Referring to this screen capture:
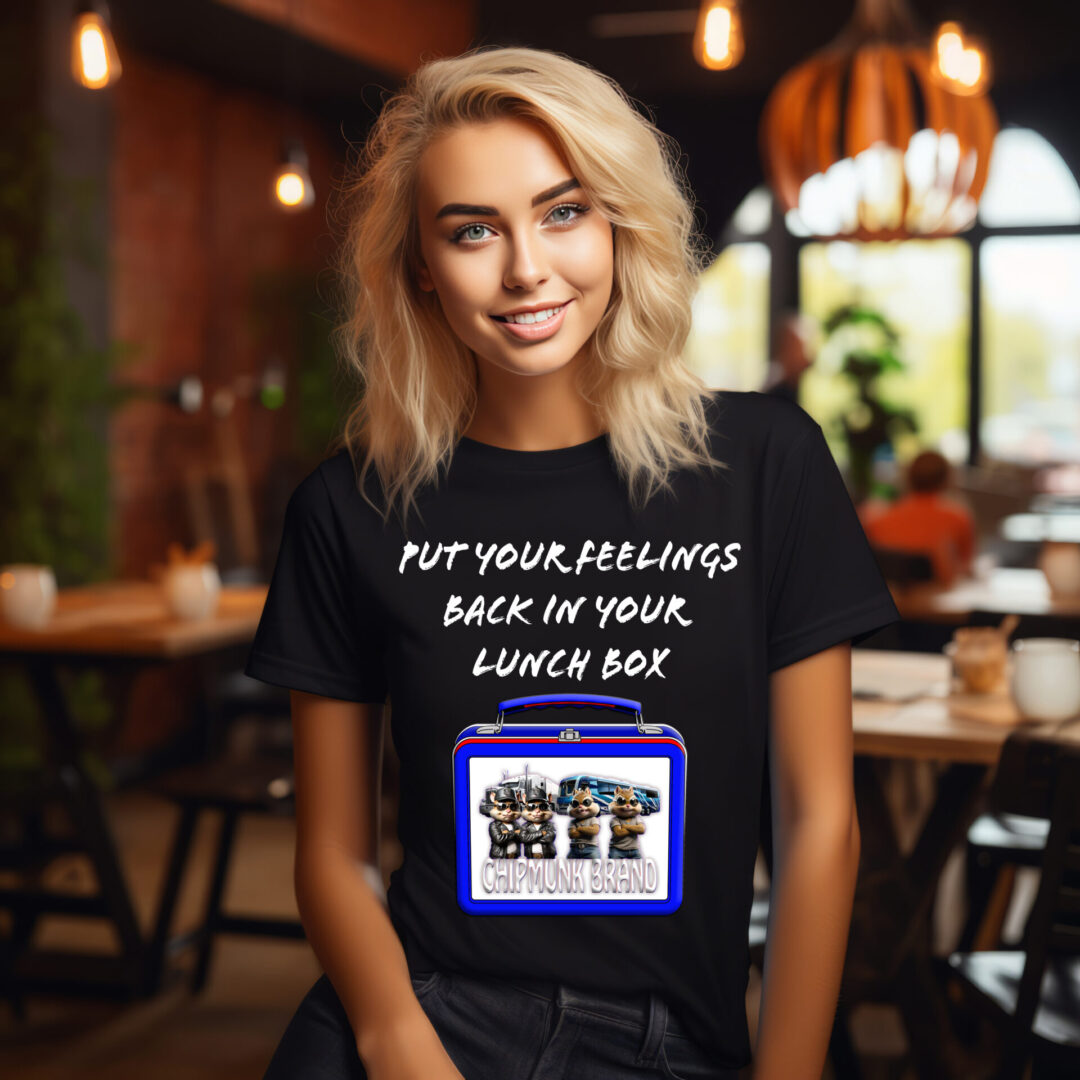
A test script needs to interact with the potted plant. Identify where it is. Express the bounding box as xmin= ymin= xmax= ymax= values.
xmin=820 ymin=303 xmax=919 ymax=502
